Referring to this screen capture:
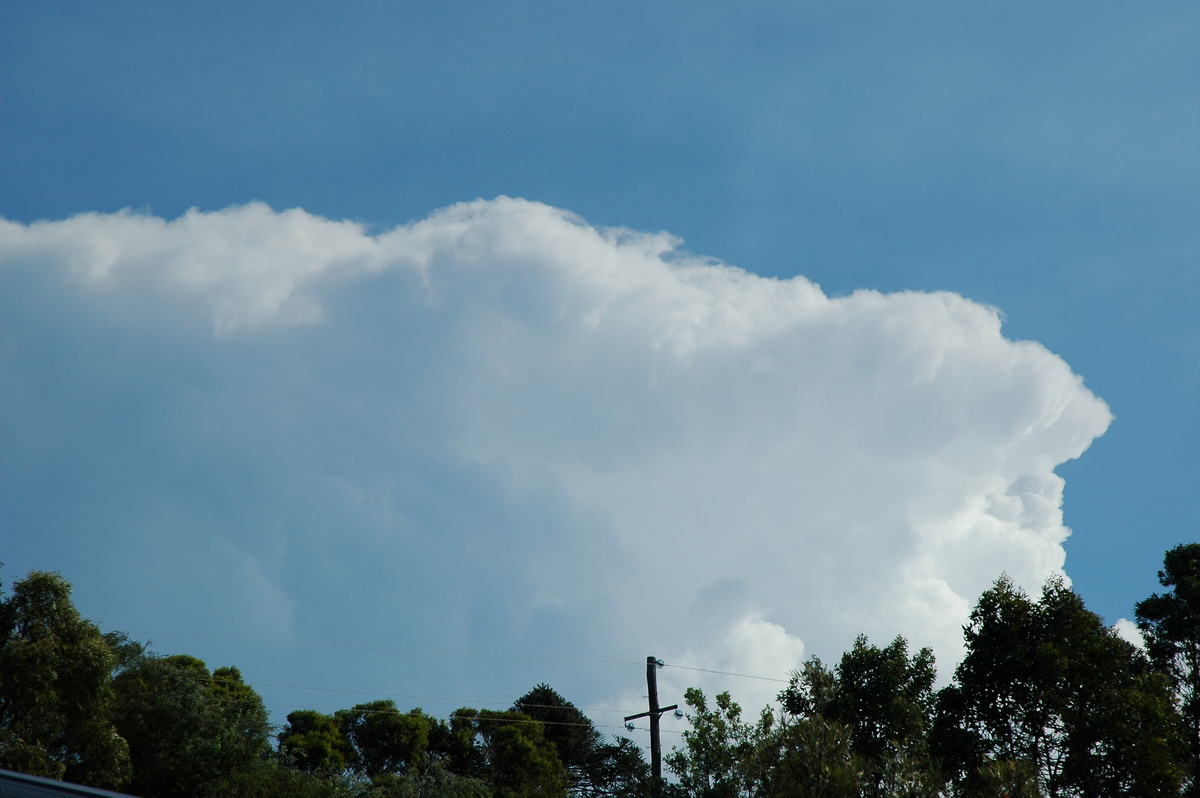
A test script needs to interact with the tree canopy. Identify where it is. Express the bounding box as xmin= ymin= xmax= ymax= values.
xmin=0 ymin=571 xmax=130 ymax=788
xmin=934 ymin=576 xmax=1184 ymax=797
xmin=5 ymin=546 xmax=1200 ymax=797
xmin=1138 ymin=542 xmax=1200 ymax=795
